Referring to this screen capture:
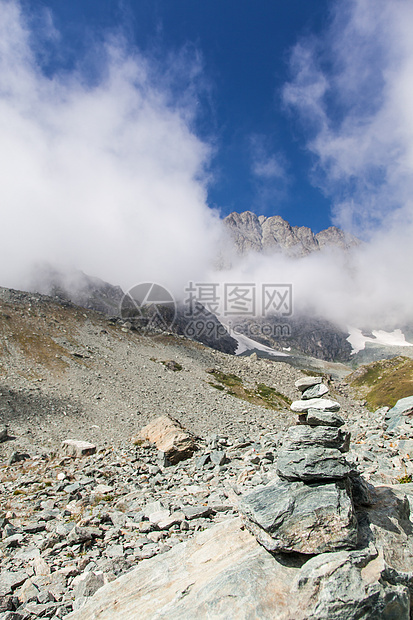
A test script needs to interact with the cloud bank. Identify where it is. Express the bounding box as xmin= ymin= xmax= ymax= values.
xmin=277 ymin=0 xmax=413 ymax=328
xmin=1 ymin=0 xmax=413 ymax=333
xmin=0 ymin=0 xmax=222 ymax=297
xmin=213 ymin=0 xmax=413 ymax=330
